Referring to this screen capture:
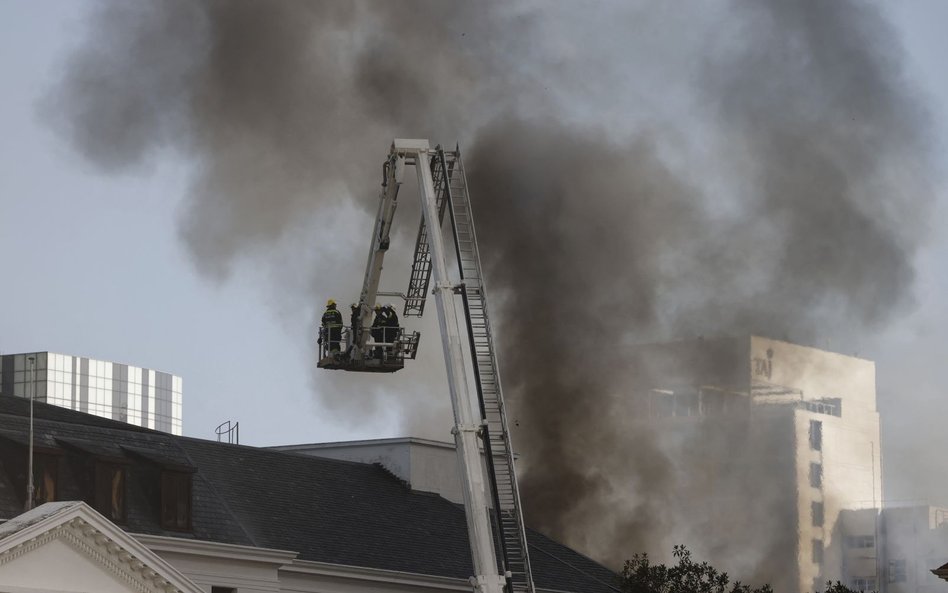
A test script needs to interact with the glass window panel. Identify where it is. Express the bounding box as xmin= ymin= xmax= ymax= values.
xmin=809 ymin=463 xmax=823 ymax=488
